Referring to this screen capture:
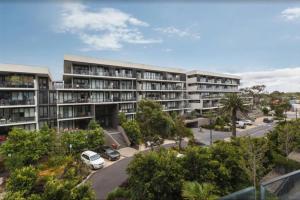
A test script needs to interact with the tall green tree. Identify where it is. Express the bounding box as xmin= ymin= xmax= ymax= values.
xmin=127 ymin=149 xmax=183 ymax=200
xmin=136 ymin=100 xmax=174 ymax=143
xmin=182 ymin=181 xmax=218 ymax=200
xmin=221 ymin=93 xmax=249 ymax=137
xmin=0 ymin=128 xmax=55 ymax=170
xmin=172 ymin=115 xmax=193 ymax=150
